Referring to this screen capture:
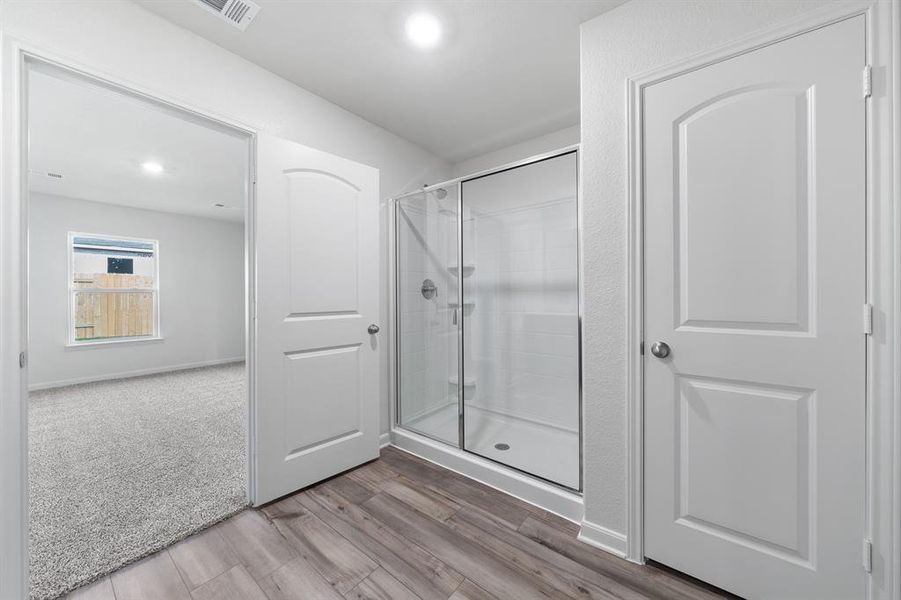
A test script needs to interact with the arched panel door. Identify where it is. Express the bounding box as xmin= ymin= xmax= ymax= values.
xmin=643 ymin=16 xmax=866 ymax=599
xmin=254 ymin=134 xmax=379 ymax=505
